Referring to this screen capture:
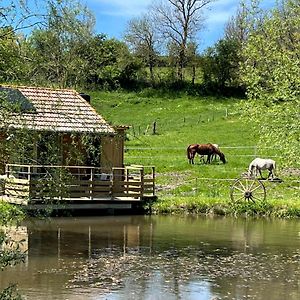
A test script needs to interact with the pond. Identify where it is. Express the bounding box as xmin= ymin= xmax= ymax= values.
xmin=1 ymin=215 xmax=300 ymax=299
